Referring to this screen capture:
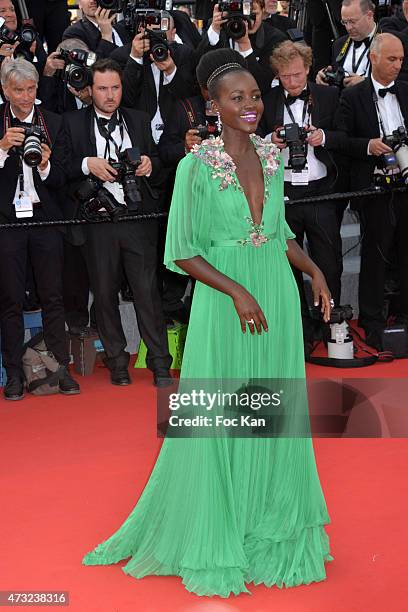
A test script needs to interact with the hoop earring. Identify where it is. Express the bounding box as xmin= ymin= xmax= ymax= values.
xmin=216 ymin=111 xmax=222 ymax=132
